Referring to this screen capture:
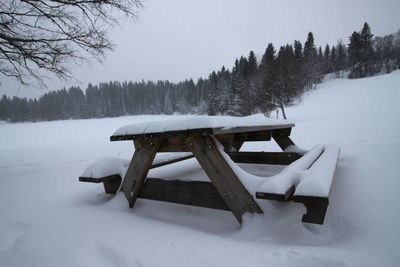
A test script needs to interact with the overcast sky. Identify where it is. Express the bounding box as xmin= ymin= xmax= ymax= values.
xmin=1 ymin=0 xmax=400 ymax=99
